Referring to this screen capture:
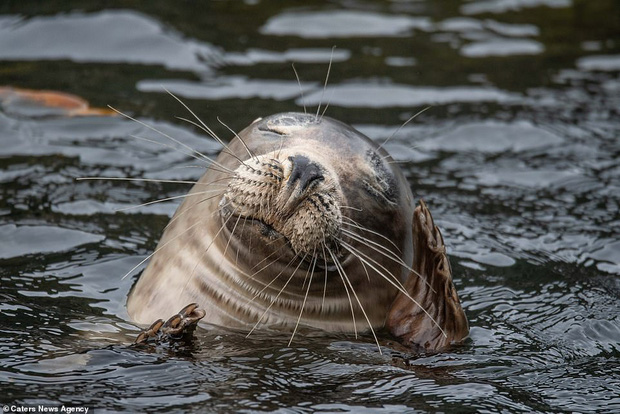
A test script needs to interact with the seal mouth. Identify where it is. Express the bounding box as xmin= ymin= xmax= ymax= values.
xmin=221 ymin=195 xmax=345 ymax=268
xmin=226 ymin=210 xmax=344 ymax=269
xmin=220 ymin=202 xmax=282 ymax=241
xmin=252 ymin=216 xmax=284 ymax=240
